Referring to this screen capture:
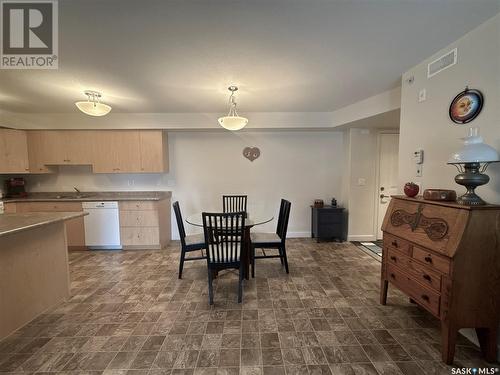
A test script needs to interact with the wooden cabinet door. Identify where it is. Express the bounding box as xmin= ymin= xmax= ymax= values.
xmin=27 ymin=131 xmax=57 ymax=172
xmin=62 ymin=131 xmax=94 ymax=165
xmin=0 ymin=129 xmax=30 ymax=173
xmin=93 ymin=130 xmax=141 ymax=173
xmin=139 ymin=131 xmax=168 ymax=172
